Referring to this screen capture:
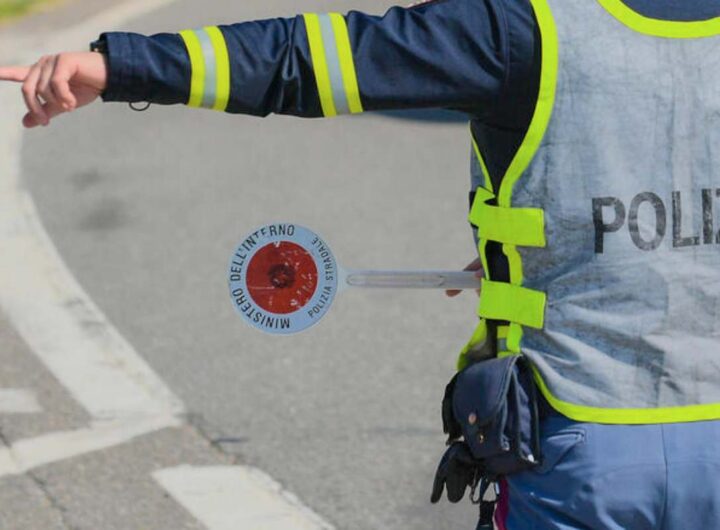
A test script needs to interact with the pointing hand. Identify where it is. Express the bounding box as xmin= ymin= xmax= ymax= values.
xmin=0 ymin=52 xmax=108 ymax=128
